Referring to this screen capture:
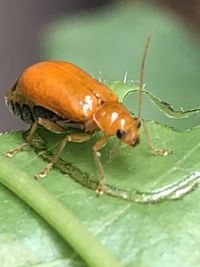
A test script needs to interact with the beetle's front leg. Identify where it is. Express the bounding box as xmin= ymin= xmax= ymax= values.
xmin=93 ymin=135 xmax=109 ymax=196
xmin=142 ymin=119 xmax=172 ymax=156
